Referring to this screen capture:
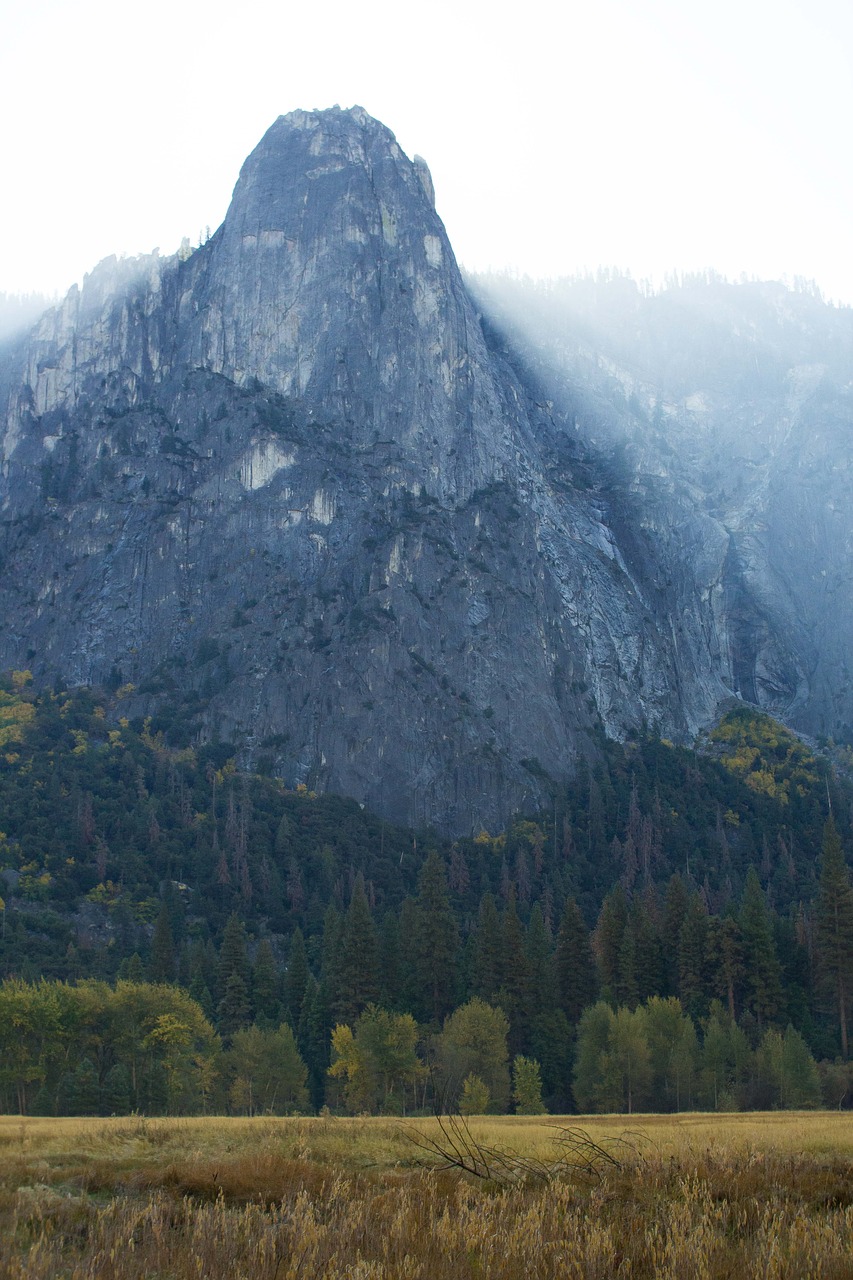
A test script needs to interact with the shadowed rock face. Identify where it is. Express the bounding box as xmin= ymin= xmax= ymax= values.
xmin=471 ymin=272 xmax=853 ymax=749
xmin=0 ymin=107 xmax=849 ymax=831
